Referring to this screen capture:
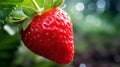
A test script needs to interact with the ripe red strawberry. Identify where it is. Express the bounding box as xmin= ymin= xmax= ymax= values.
xmin=21 ymin=8 xmax=74 ymax=64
